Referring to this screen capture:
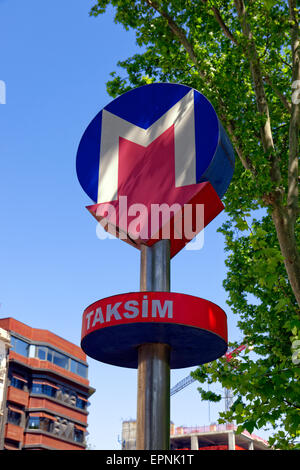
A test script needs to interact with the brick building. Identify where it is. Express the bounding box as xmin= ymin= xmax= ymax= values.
xmin=0 ymin=318 xmax=95 ymax=450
